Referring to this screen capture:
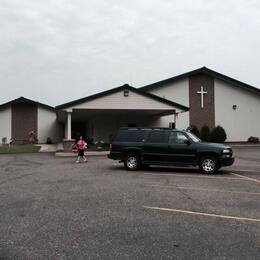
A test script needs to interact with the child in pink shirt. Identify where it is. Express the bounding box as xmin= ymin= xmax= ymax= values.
xmin=76 ymin=136 xmax=87 ymax=163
